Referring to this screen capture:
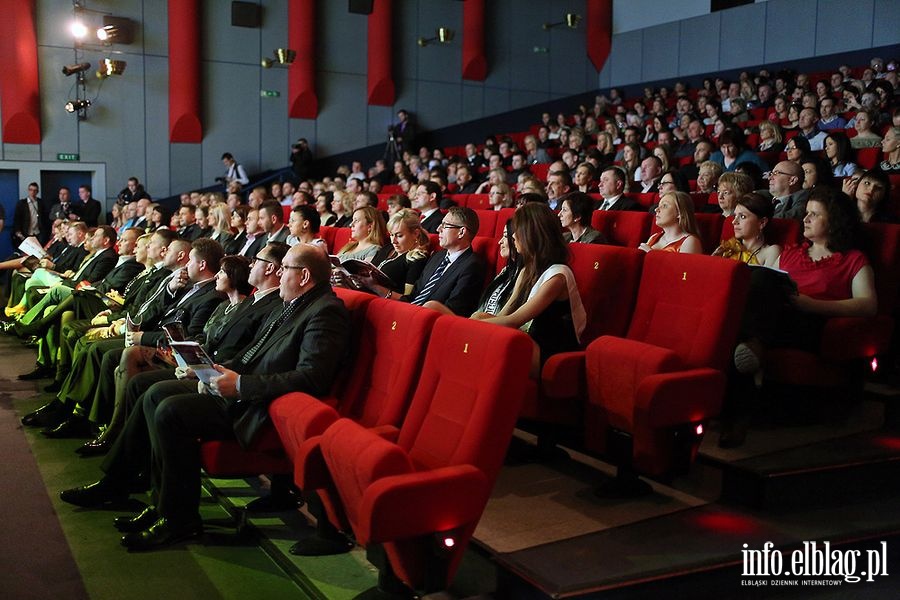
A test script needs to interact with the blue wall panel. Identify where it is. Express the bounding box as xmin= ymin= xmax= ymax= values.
xmin=678 ymin=13 xmax=721 ymax=76
xmin=719 ymin=3 xmax=765 ymax=70
xmin=314 ymin=73 xmax=368 ymax=157
xmin=483 ymin=87 xmax=510 ymax=115
xmin=202 ymin=62 xmax=261 ymax=182
xmin=144 ymin=56 xmax=170 ymax=197
xmin=169 ymin=144 xmax=203 ymax=195
xmin=641 ymin=22 xmax=680 ymax=83
xmin=418 ymin=81 xmax=462 ymax=131
xmin=763 ymin=0 xmax=817 ymax=64
xmin=816 ymin=0 xmax=875 ymax=55
xmin=461 ymin=85 xmax=485 ymax=123
xmin=608 ymin=30 xmax=644 ymax=86
xmin=873 ymin=0 xmax=900 ymax=48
